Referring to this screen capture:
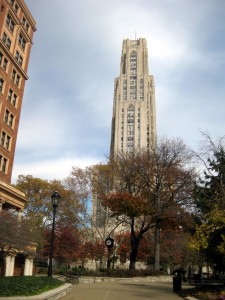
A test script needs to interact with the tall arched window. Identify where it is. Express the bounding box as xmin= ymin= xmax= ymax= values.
xmin=123 ymin=79 xmax=127 ymax=100
xmin=130 ymin=51 xmax=137 ymax=100
xmin=140 ymin=78 xmax=144 ymax=100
